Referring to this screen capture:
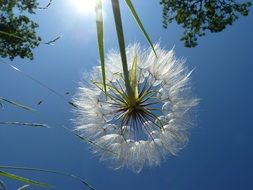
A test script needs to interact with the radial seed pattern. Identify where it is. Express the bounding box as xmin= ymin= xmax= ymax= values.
xmin=73 ymin=44 xmax=198 ymax=173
